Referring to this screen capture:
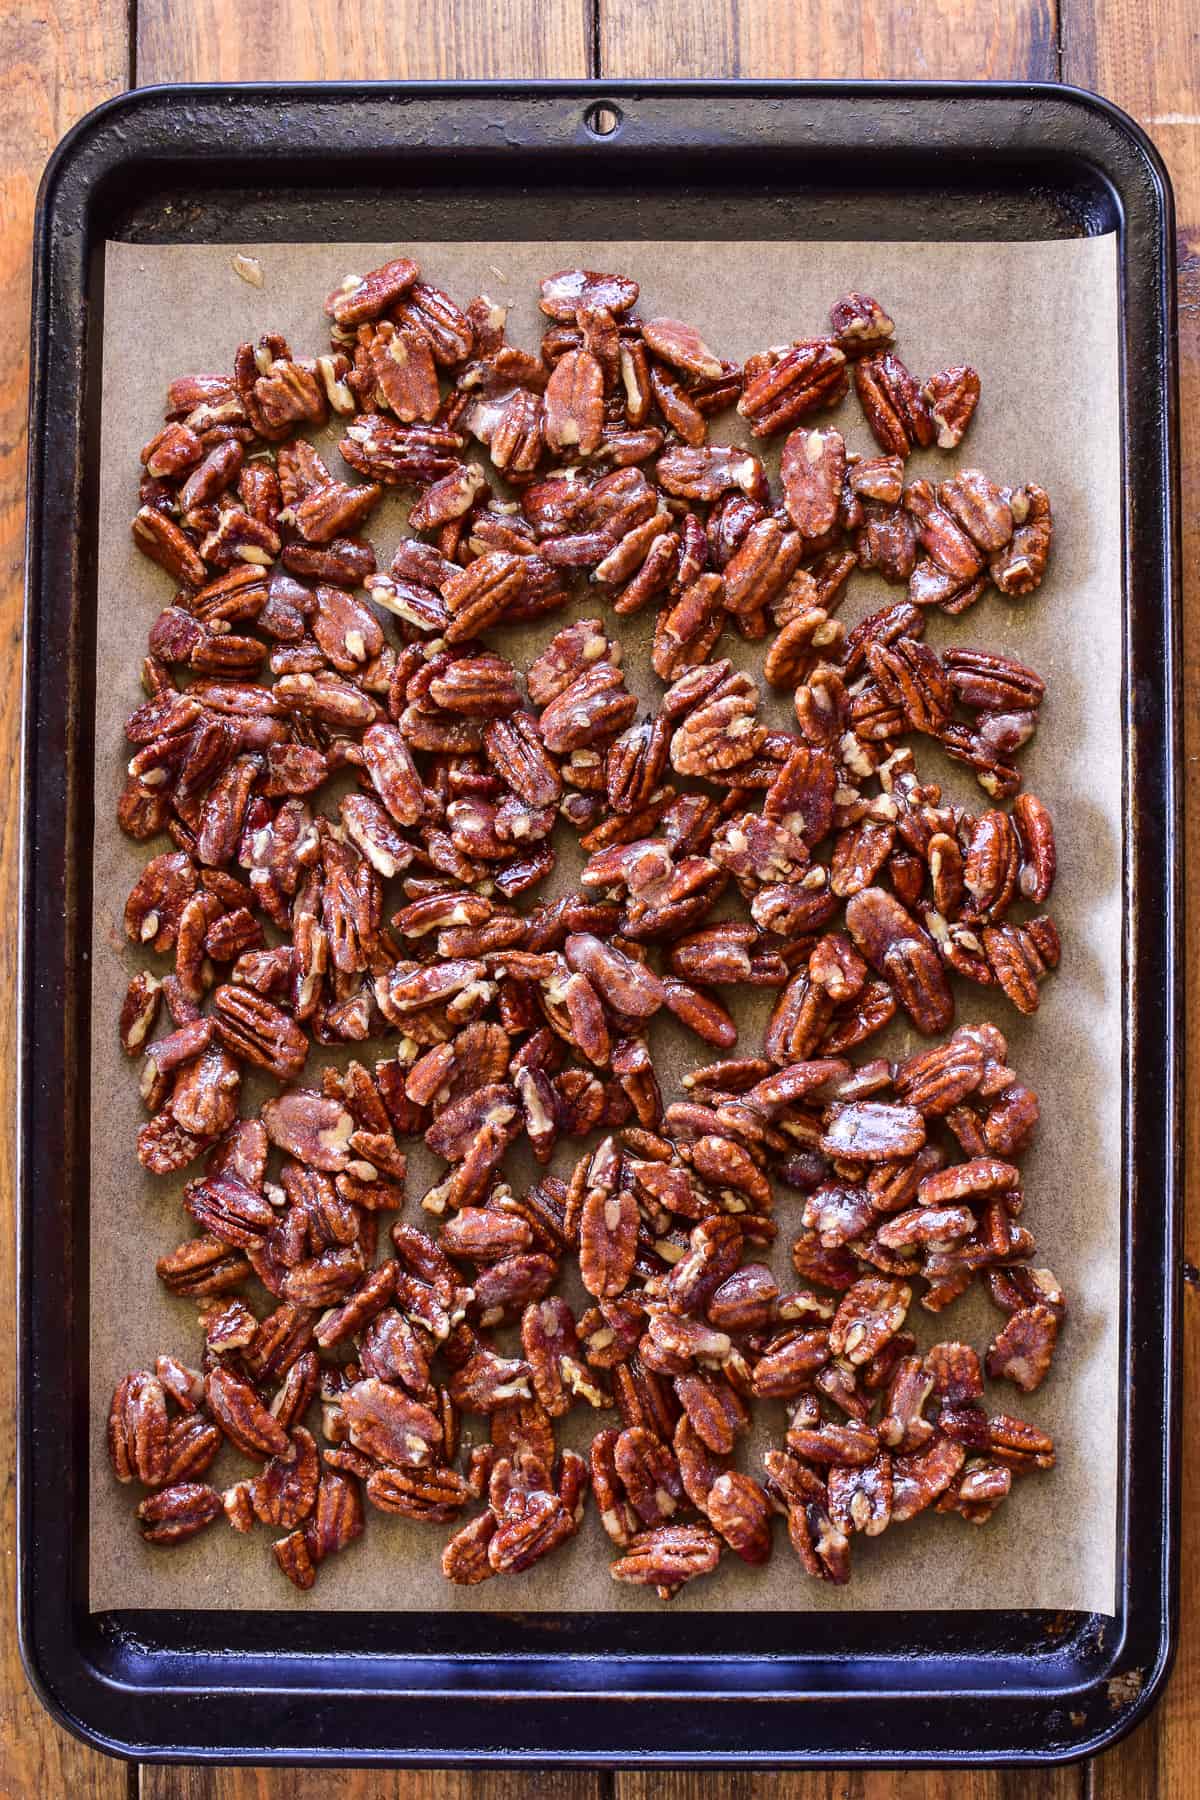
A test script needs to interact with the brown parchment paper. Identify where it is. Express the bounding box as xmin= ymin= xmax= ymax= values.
xmin=90 ymin=236 xmax=1122 ymax=1615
